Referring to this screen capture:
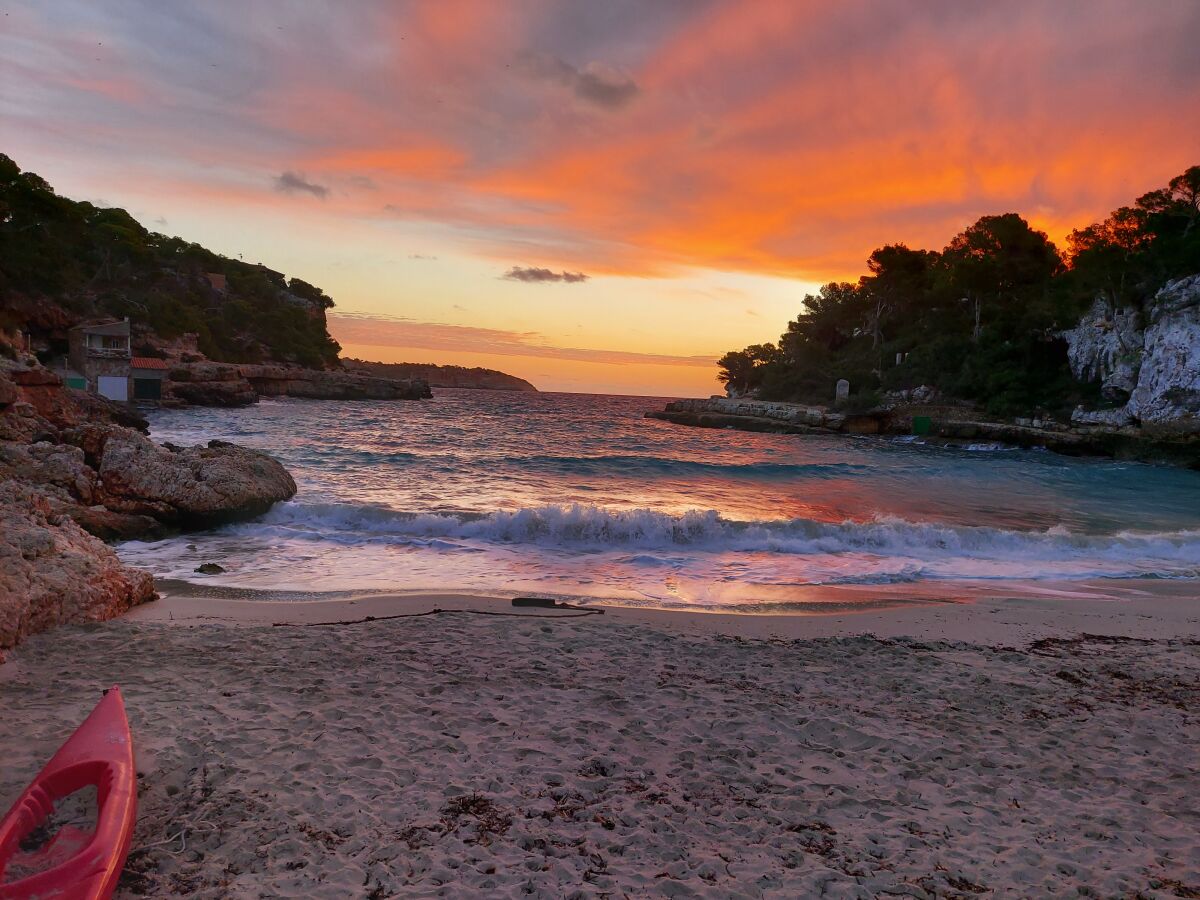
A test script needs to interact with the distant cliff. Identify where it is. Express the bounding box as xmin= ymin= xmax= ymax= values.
xmin=342 ymin=359 xmax=538 ymax=392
